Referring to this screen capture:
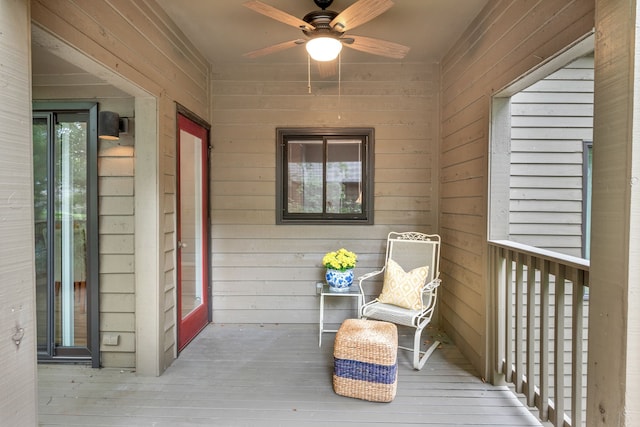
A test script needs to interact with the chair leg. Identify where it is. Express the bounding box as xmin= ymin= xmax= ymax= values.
xmin=397 ymin=325 xmax=440 ymax=370
xmin=413 ymin=325 xmax=439 ymax=370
